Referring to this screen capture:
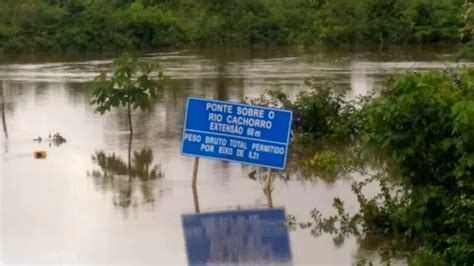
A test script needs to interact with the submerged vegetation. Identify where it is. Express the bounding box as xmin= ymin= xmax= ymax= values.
xmin=260 ymin=69 xmax=474 ymax=264
xmin=0 ymin=0 xmax=470 ymax=53
xmin=250 ymin=79 xmax=358 ymax=142
xmin=33 ymin=132 xmax=67 ymax=147
xmin=359 ymin=70 xmax=474 ymax=265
